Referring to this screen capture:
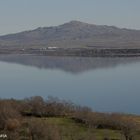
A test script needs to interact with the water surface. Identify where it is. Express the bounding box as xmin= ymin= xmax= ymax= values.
xmin=0 ymin=55 xmax=140 ymax=114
